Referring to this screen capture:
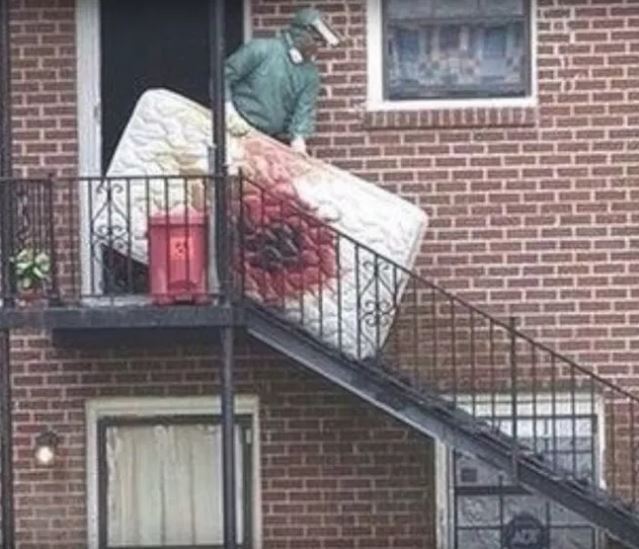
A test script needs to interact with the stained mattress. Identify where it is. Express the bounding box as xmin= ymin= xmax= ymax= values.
xmin=100 ymin=89 xmax=428 ymax=358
